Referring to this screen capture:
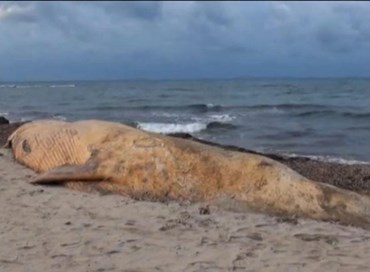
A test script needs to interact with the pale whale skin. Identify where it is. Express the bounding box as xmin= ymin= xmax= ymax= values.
xmin=6 ymin=119 xmax=370 ymax=229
